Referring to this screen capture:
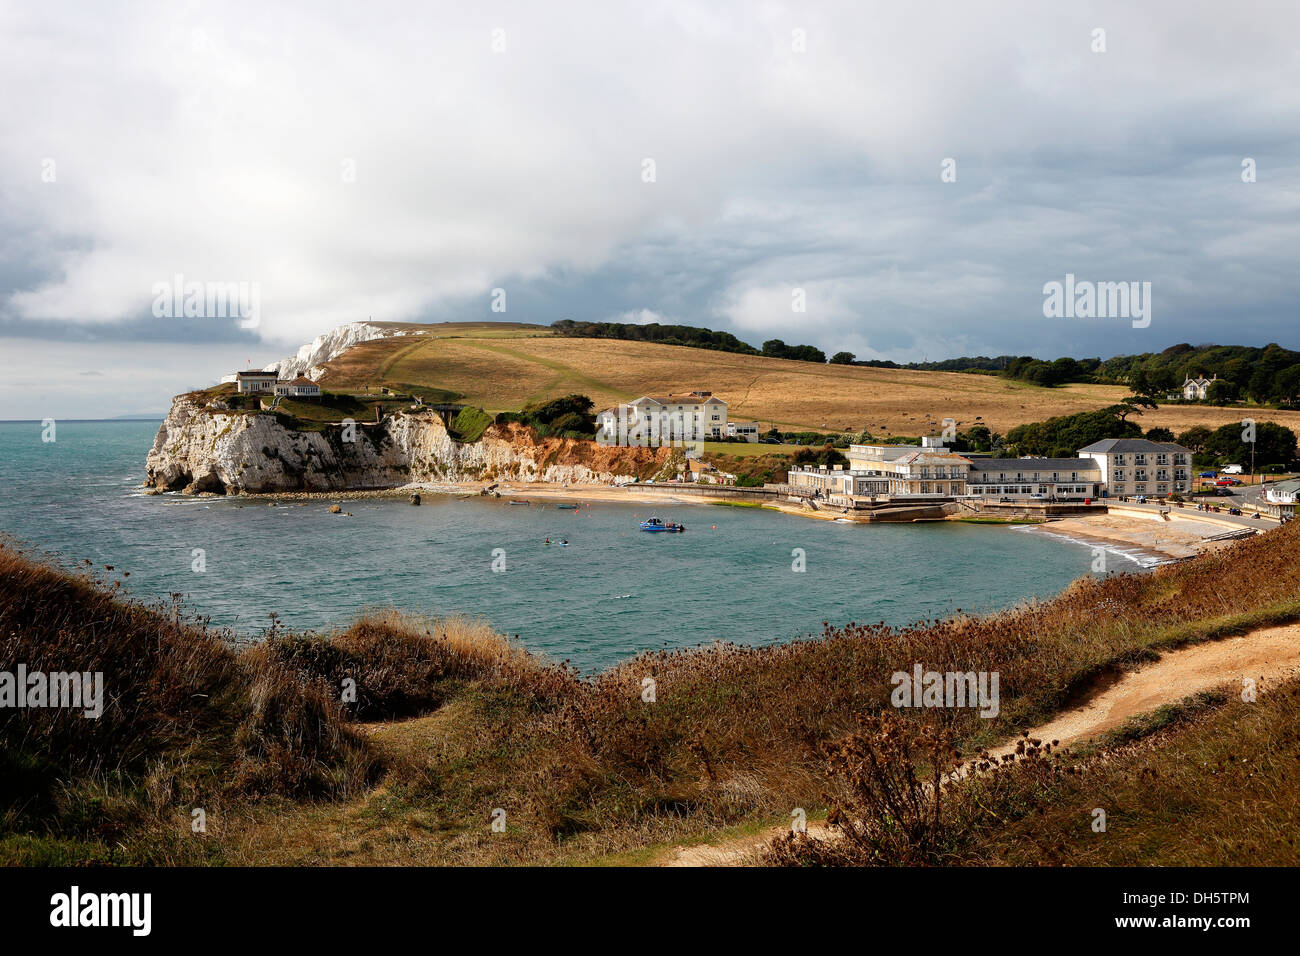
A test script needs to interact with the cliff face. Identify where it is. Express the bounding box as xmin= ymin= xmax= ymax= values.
xmin=145 ymin=397 xmax=669 ymax=494
xmin=269 ymin=322 xmax=409 ymax=380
